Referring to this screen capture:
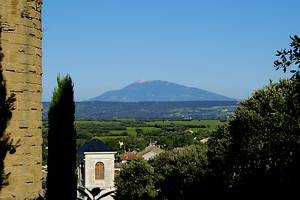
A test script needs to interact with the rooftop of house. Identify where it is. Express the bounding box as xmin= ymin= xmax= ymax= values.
xmin=137 ymin=144 xmax=164 ymax=157
xmin=118 ymin=151 xmax=142 ymax=161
